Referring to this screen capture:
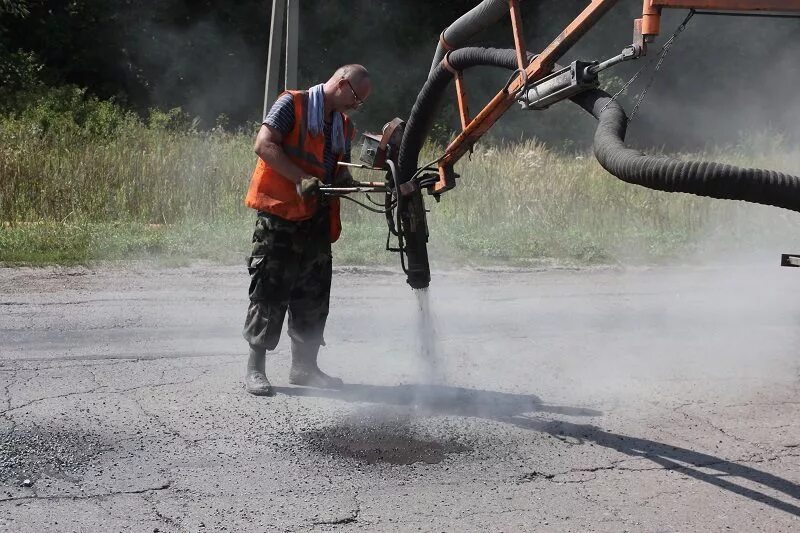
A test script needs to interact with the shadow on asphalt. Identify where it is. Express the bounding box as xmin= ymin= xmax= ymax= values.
xmin=272 ymin=383 xmax=601 ymax=419
xmin=512 ymin=418 xmax=800 ymax=517
xmin=274 ymin=383 xmax=800 ymax=517
xmin=506 ymin=416 xmax=800 ymax=516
